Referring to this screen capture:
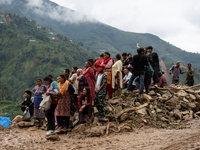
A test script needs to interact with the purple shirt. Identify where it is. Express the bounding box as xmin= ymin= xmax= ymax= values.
xmin=32 ymin=85 xmax=47 ymax=95
xmin=169 ymin=65 xmax=183 ymax=80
